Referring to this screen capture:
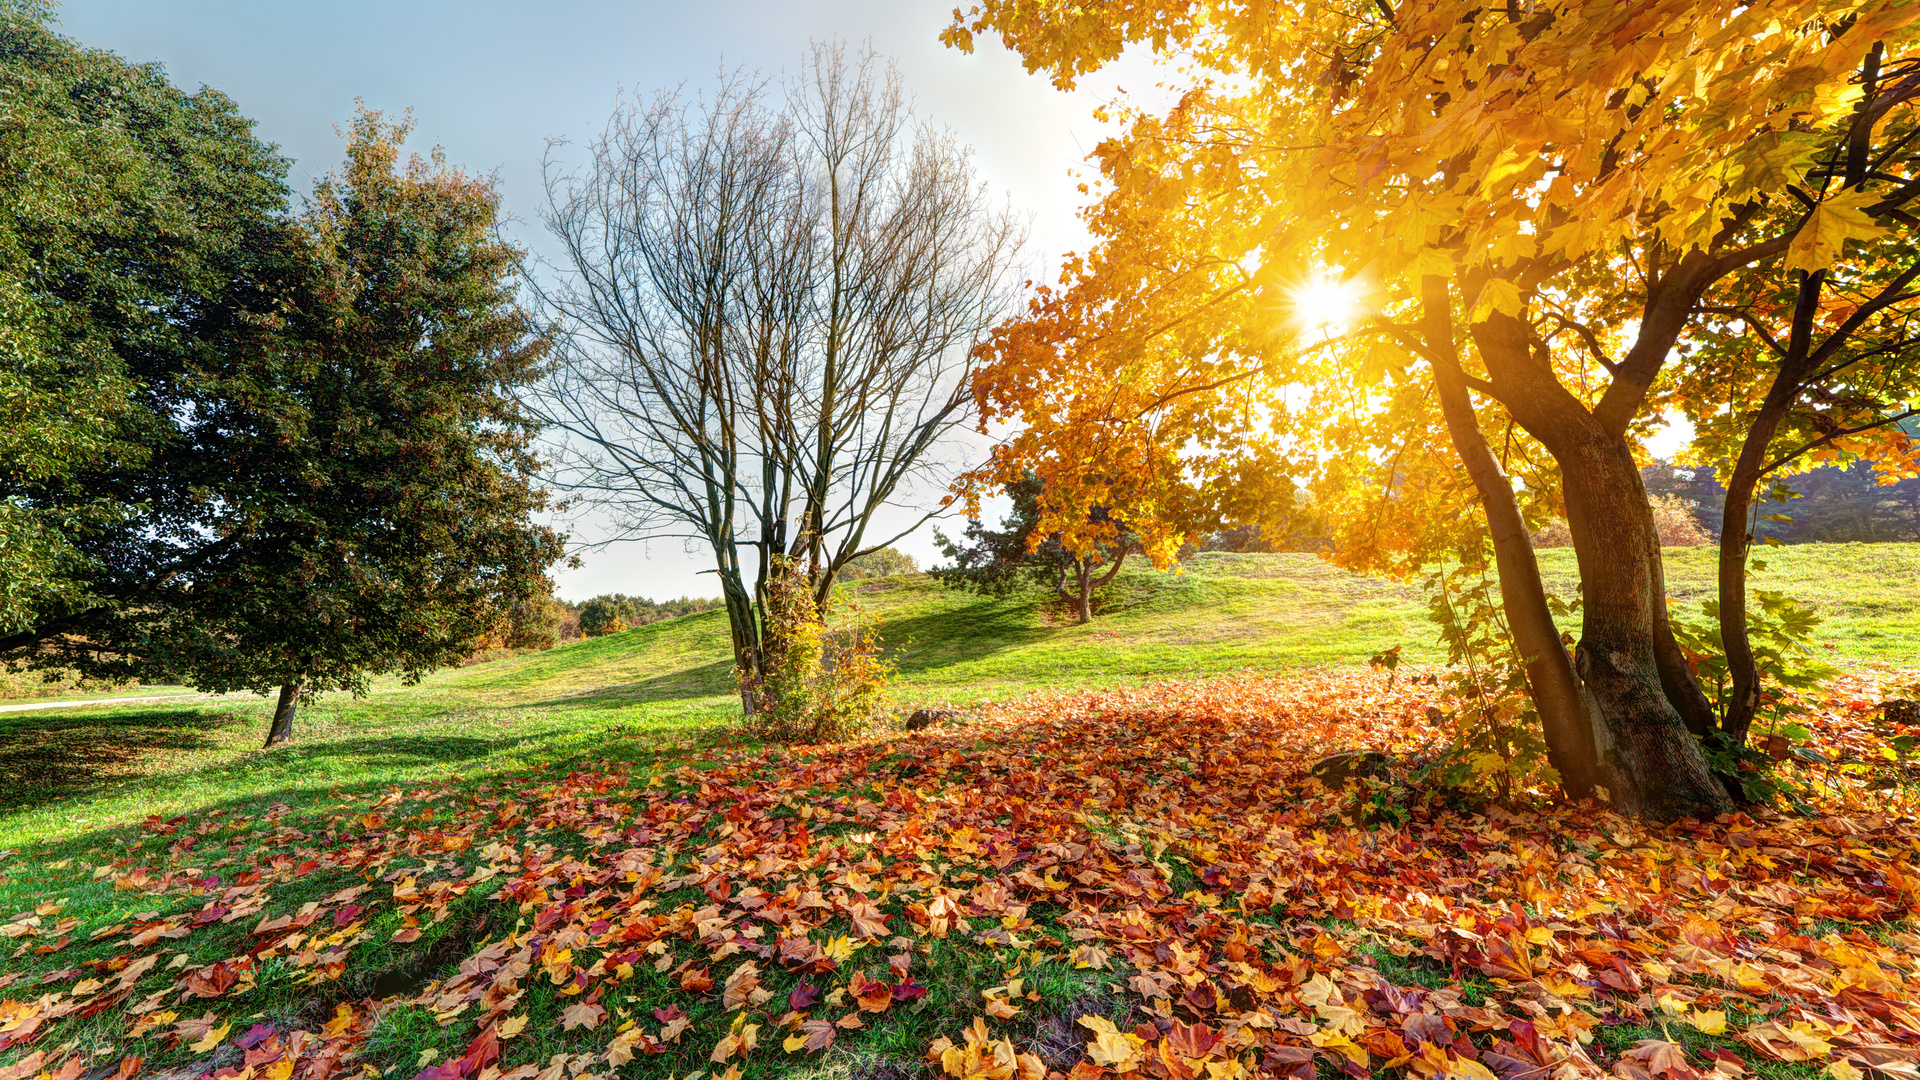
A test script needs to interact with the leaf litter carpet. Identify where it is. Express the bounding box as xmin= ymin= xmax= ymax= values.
xmin=2 ymin=671 xmax=1918 ymax=1080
